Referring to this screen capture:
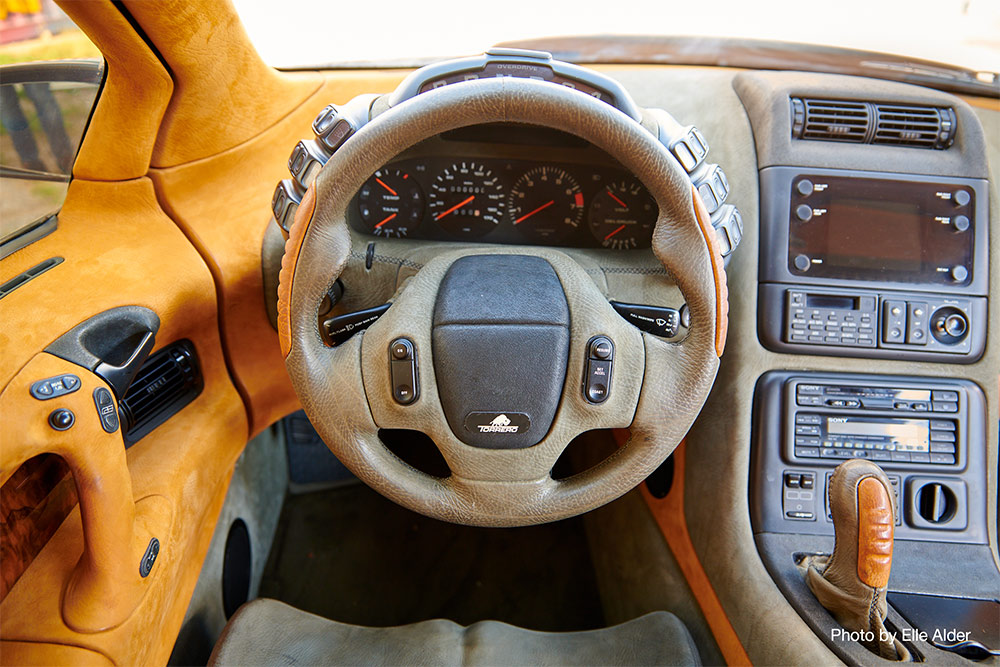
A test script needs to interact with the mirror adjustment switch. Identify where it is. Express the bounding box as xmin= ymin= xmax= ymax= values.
xmin=583 ymin=336 xmax=614 ymax=404
xmin=389 ymin=338 xmax=419 ymax=405
xmin=48 ymin=409 xmax=75 ymax=431
xmin=93 ymin=387 xmax=120 ymax=433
